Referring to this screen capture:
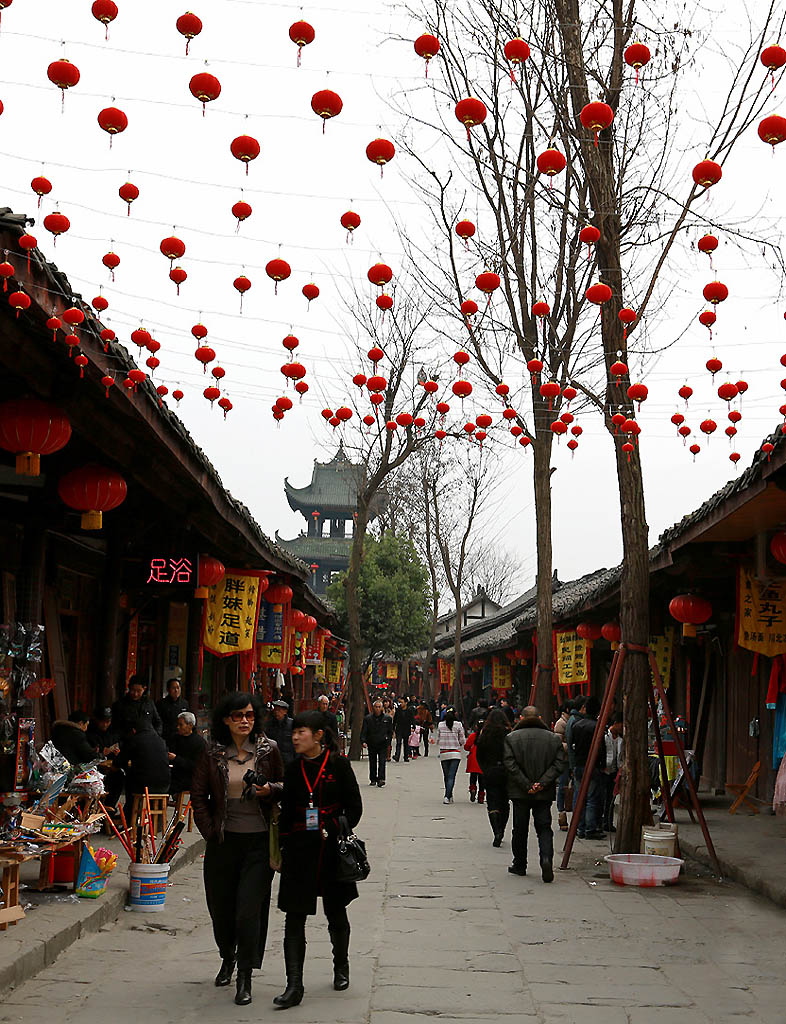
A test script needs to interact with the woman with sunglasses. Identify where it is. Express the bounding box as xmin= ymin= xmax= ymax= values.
xmin=192 ymin=692 xmax=284 ymax=1006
